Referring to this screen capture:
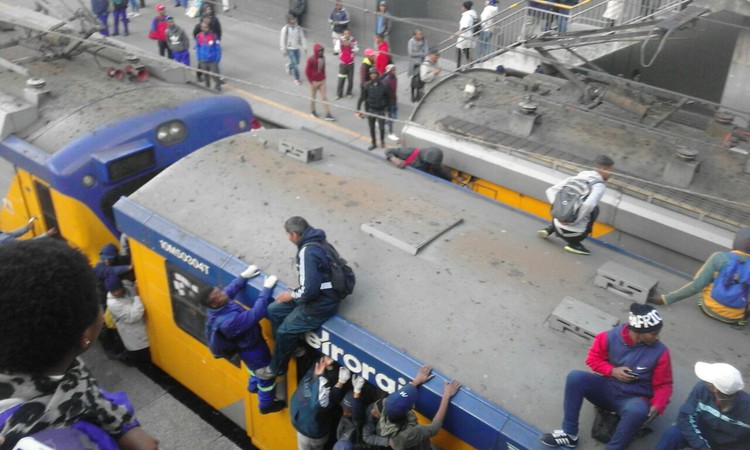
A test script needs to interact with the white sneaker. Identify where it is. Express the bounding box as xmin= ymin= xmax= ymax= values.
xmin=223 ymin=6 xmax=230 ymax=12
xmin=388 ymin=133 xmax=399 ymax=141
xmin=285 ymin=63 xmax=291 ymax=75
xmin=132 ymin=12 xmax=140 ymax=17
